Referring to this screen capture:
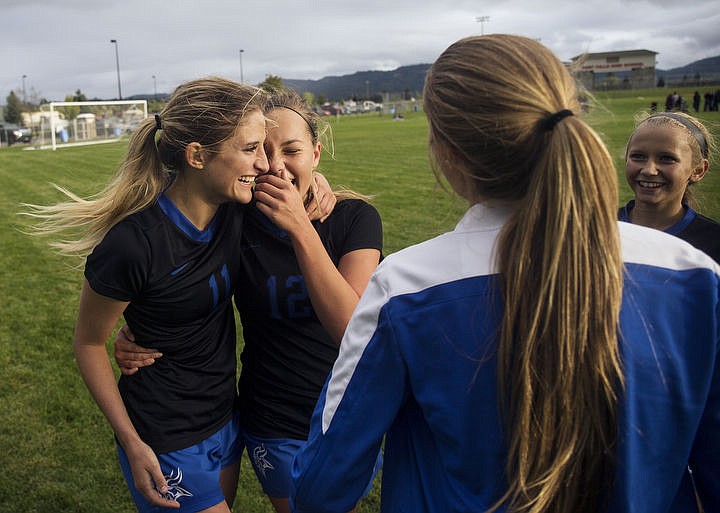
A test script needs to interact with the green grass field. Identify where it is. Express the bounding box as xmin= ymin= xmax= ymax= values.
xmin=0 ymin=90 xmax=718 ymax=512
